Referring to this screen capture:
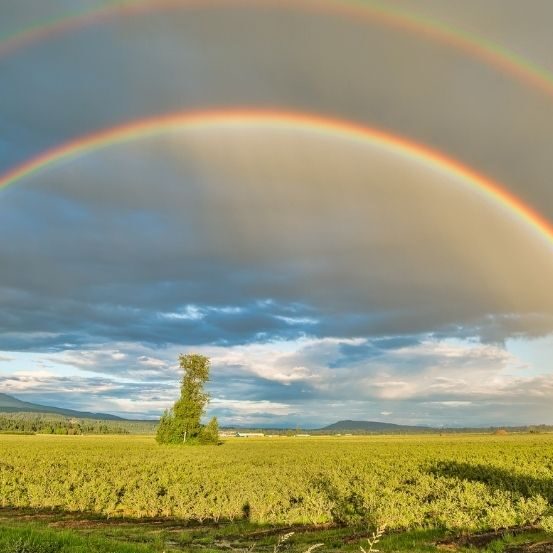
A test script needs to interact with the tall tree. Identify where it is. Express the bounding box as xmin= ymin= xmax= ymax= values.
xmin=173 ymin=354 xmax=210 ymax=442
xmin=156 ymin=354 xmax=212 ymax=444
